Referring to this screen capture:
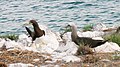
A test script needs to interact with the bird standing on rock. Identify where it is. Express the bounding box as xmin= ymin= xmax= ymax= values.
xmin=24 ymin=20 xmax=45 ymax=41
xmin=66 ymin=23 xmax=108 ymax=48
